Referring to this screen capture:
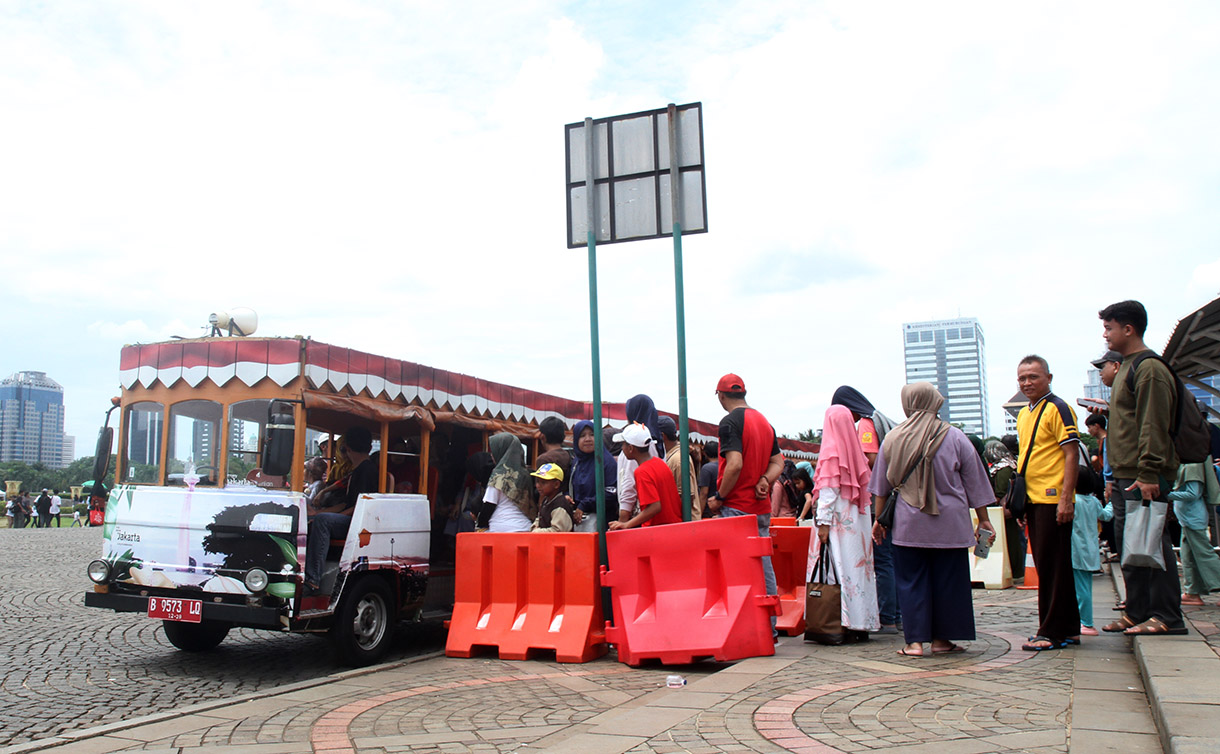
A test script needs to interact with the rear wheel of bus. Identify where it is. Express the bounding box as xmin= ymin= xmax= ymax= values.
xmin=332 ymin=576 xmax=396 ymax=666
xmin=162 ymin=620 xmax=231 ymax=652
